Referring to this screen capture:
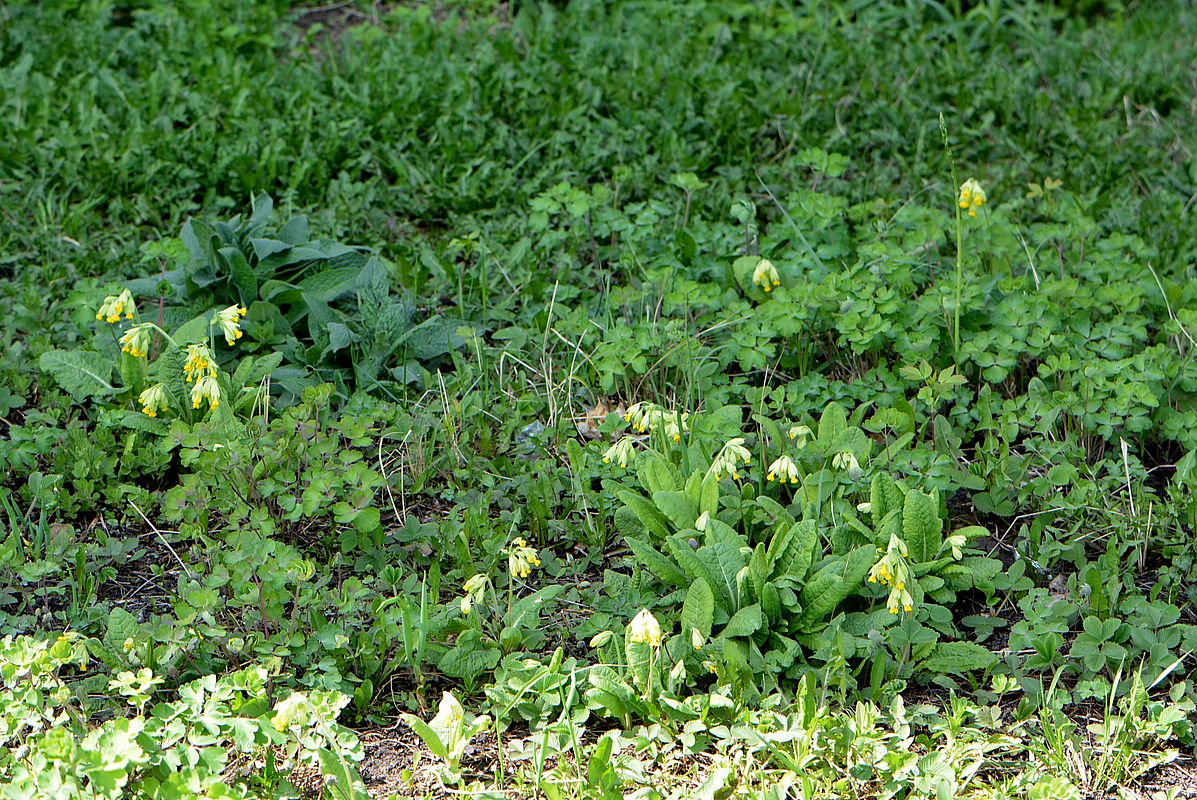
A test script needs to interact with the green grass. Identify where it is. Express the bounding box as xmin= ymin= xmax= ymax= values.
xmin=1 ymin=0 xmax=1197 ymax=797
